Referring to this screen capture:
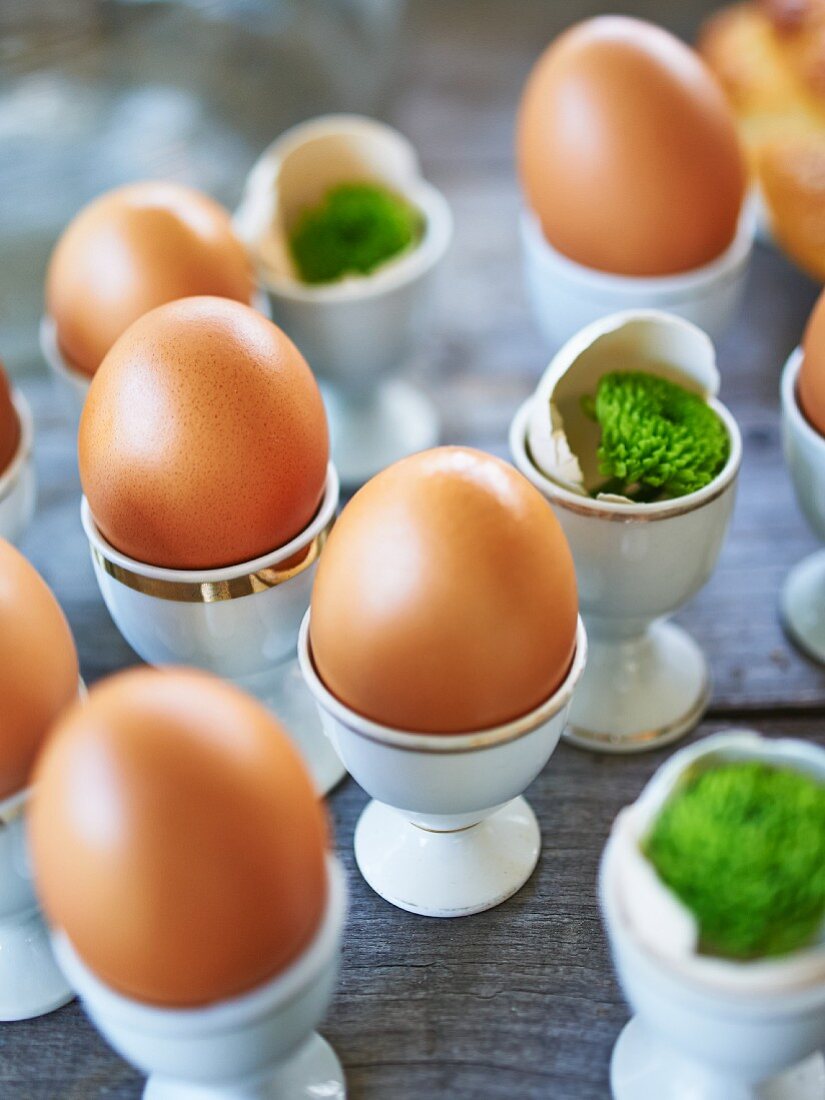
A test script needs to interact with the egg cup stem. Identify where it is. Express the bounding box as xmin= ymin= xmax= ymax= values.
xmin=353 ymin=796 xmax=541 ymax=918
xmin=610 ymin=1016 xmax=824 ymax=1100
xmin=238 ymin=658 xmax=346 ymax=797
xmin=143 ymin=1033 xmax=344 ymax=1100
xmin=781 ymin=550 xmax=825 ymax=664
xmin=320 ymin=378 xmax=439 ymax=488
xmin=565 ymin=620 xmax=709 ymax=753
xmin=0 ymin=815 xmax=72 ymax=1020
